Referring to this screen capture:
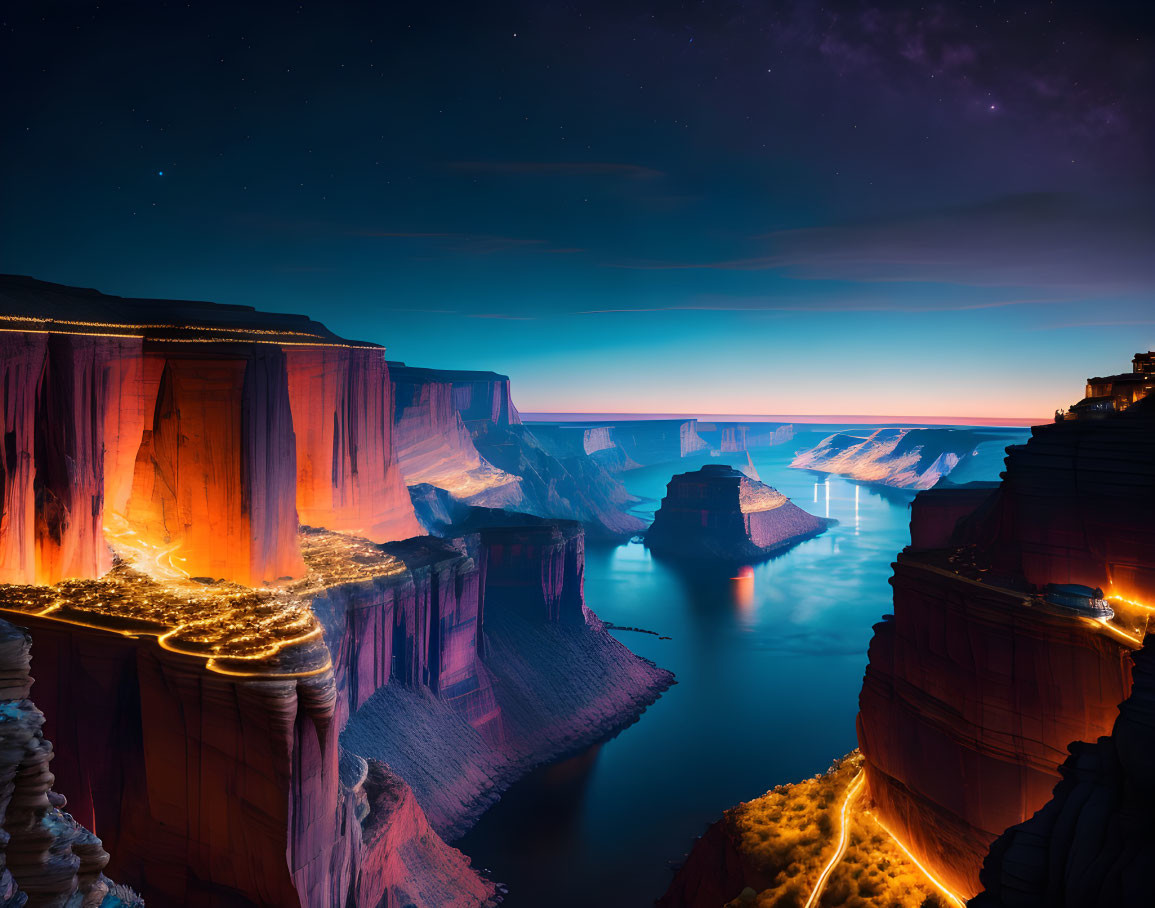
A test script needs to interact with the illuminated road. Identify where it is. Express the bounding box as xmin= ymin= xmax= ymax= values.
xmin=869 ymin=811 xmax=967 ymax=908
xmin=803 ymin=769 xmax=865 ymax=908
